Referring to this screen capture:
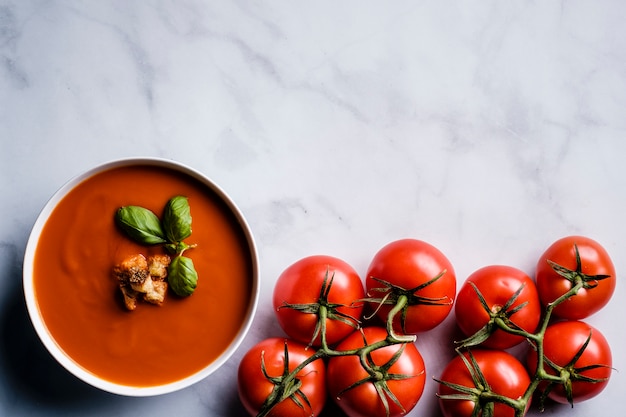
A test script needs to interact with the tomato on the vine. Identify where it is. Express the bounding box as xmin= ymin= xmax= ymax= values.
xmin=272 ymin=255 xmax=365 ymax=346
xmin=365 ymin=239 xmax=456 ymax=334
xmin=455 ymin=265 xmax=542 ymax=349
xmin=326 ymin=327 xmax=426 ymax=417
xmin=237 ymin=337 xmax=326 ymax=417
xmin=437 ymin=349 xmax=531 ymax=417
xmin=527 ymin=320 xmax=612 ymax=405
xmin=535 ymin=236 xmax=615 ymax=319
